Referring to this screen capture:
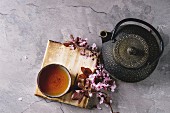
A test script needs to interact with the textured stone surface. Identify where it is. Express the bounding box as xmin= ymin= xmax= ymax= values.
xmin=0 ymin=0 xmax=170 ymax=113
